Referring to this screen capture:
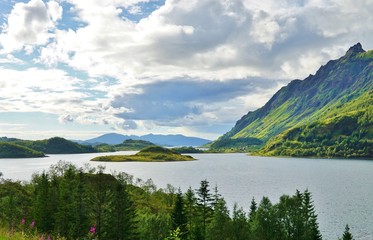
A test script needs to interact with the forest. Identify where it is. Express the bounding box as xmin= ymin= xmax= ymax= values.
xmin=0 ymin=162 xmax=354 ymax=240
